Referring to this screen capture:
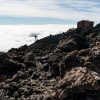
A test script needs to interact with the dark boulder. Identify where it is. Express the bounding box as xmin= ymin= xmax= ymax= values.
xmin=58 ymin=34 xmax=88 ymax=52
